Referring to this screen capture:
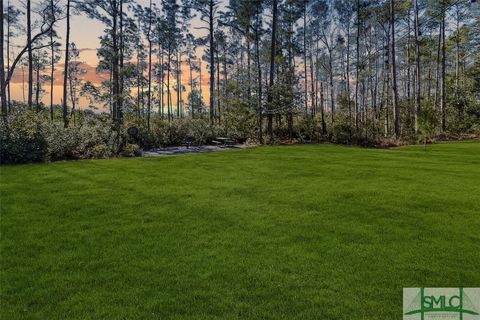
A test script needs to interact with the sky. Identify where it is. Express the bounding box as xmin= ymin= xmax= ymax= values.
xmin=7 ymin=0 xmax=226 ymax=110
